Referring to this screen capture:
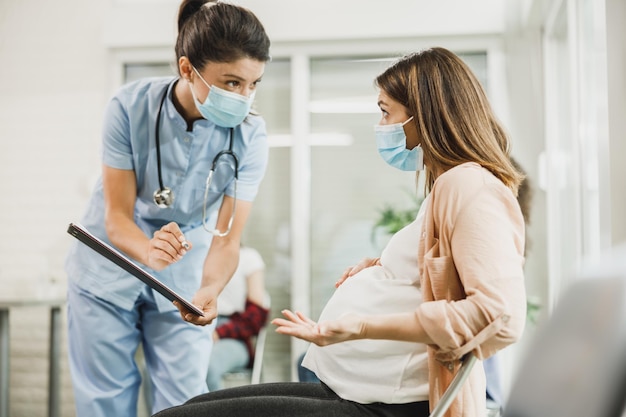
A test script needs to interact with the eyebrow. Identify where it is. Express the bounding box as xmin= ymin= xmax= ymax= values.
xmin=222 ymin=73 xmax=264 ymax=83
xmin=222 ymin=73 xmax=244 ymax=80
